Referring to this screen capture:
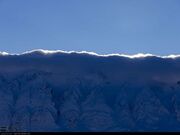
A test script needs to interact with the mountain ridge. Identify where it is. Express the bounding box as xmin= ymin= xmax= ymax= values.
xmin=0 ymin=52 xmax=180 ymax=131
